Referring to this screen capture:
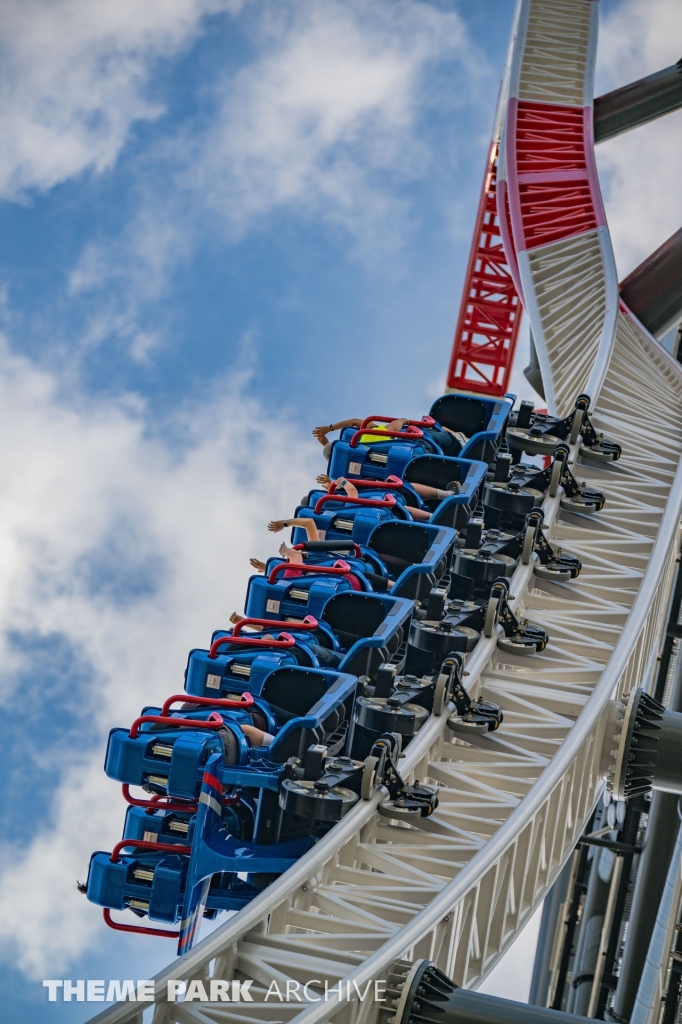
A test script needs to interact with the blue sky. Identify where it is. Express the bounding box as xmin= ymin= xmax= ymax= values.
xmin=0 ymin=1 xmax=508 ymax=425
xmin=0 ymin=1 xmax=680 ymax=1021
